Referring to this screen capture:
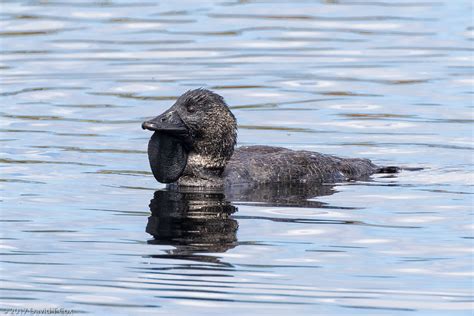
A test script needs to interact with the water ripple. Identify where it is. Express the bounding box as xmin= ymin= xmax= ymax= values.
xmin=0 ymin=0 xmax=472 ymax=314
